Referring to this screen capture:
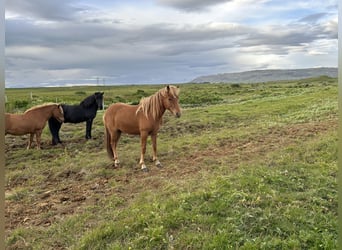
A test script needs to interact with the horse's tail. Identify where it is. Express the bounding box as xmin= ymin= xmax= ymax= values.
xmin=104 ymin=125 xmax=114 ymax=160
